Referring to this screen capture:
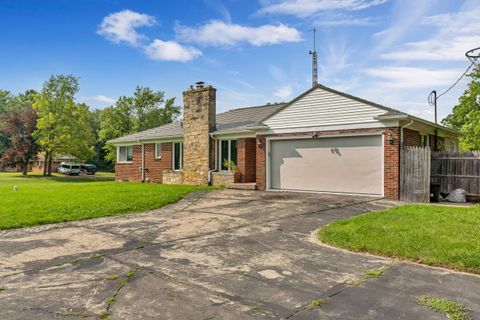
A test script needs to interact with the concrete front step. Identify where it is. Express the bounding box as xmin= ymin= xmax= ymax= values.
xmin=227 ymin=183 xmax=257 ymax=190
